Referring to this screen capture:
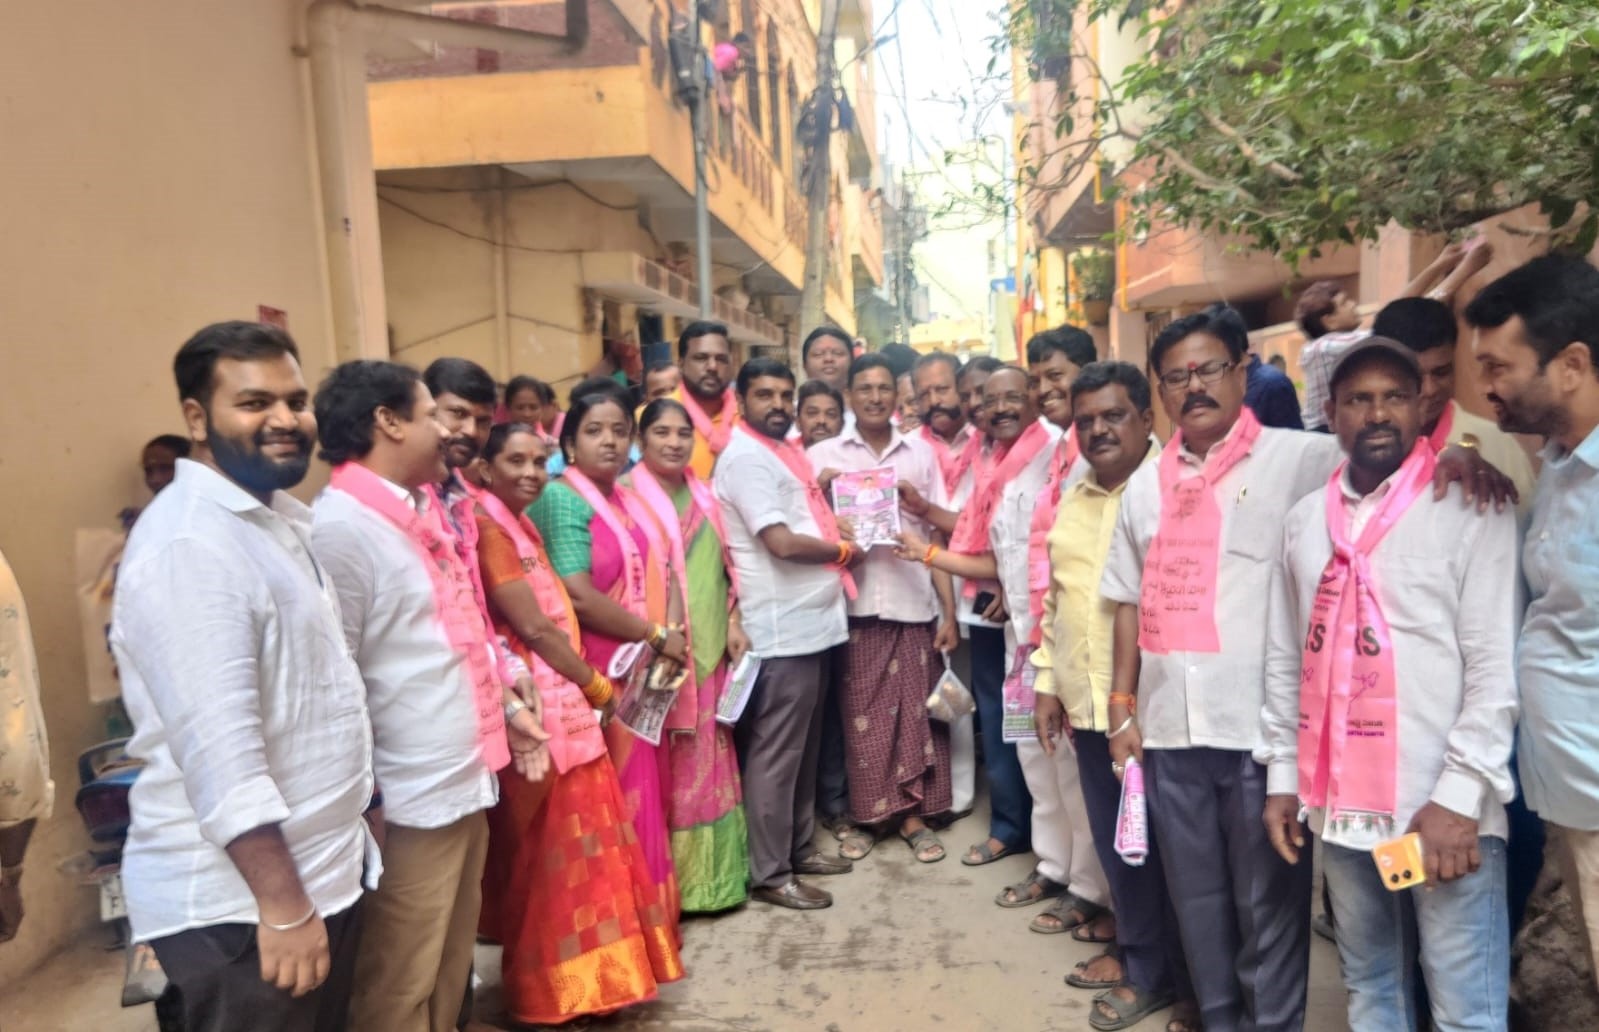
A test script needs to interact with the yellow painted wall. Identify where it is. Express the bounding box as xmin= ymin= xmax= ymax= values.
xmin=378 ymin=171 xmax=661 ymax=393
xmin=0 ymin=0 xmax=340 ymax=987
